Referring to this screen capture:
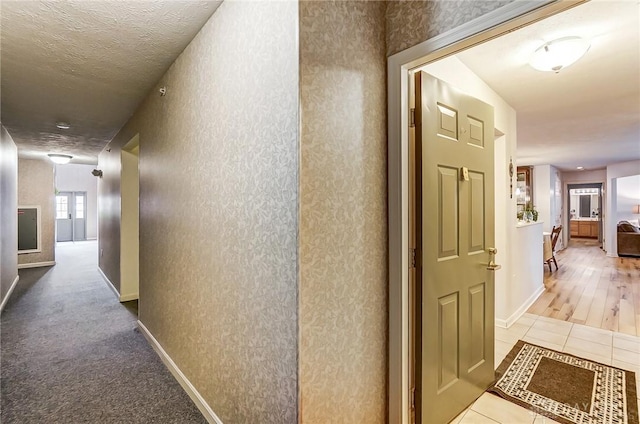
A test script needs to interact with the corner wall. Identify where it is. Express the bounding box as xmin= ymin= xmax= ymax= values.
xmin=605 ymin=160 xmax=640 ymax=256
xmin=98 ymin=2 xmax=299 ymax=422
xmin=299 ymin=2 xmax=388 ymax=421
xmin=1 ymin=126 xmax=19 ymax=305
xmin=17 ymin=158 xmax=55 ymax=267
